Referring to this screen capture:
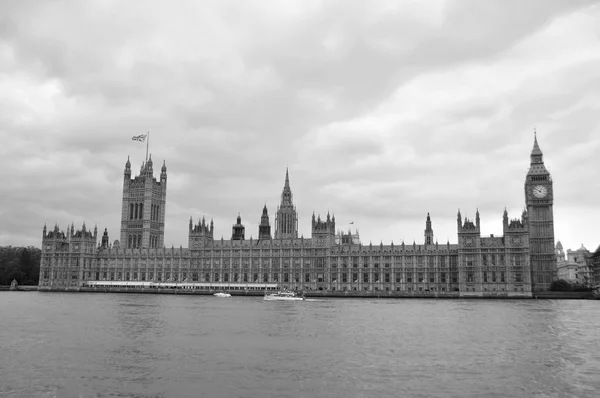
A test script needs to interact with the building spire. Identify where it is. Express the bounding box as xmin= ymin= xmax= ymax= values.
xmin=531 ymin=128 xmax=543 ymax=157
xmin=275 ymin=167 xmax=298 ymax=239
xmin=528 ymin=129 xmax=548 ymax=175
xmin=285 ymin=167 xmax=290 ymax=189
xmin=424 ymin=212 xmax=433 ymax=245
